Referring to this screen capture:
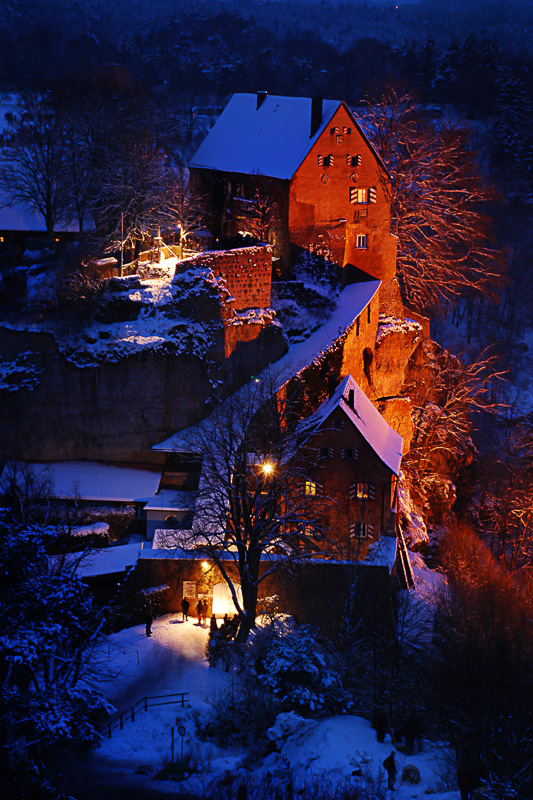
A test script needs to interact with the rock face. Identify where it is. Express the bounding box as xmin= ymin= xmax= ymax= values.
xmin=373 ymin=315 xmax=422 ymax=398
xmin=0 ymin=251 xmax=287 ymax=462
xmin=0 ymin=325 xmax=286 ymax=462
